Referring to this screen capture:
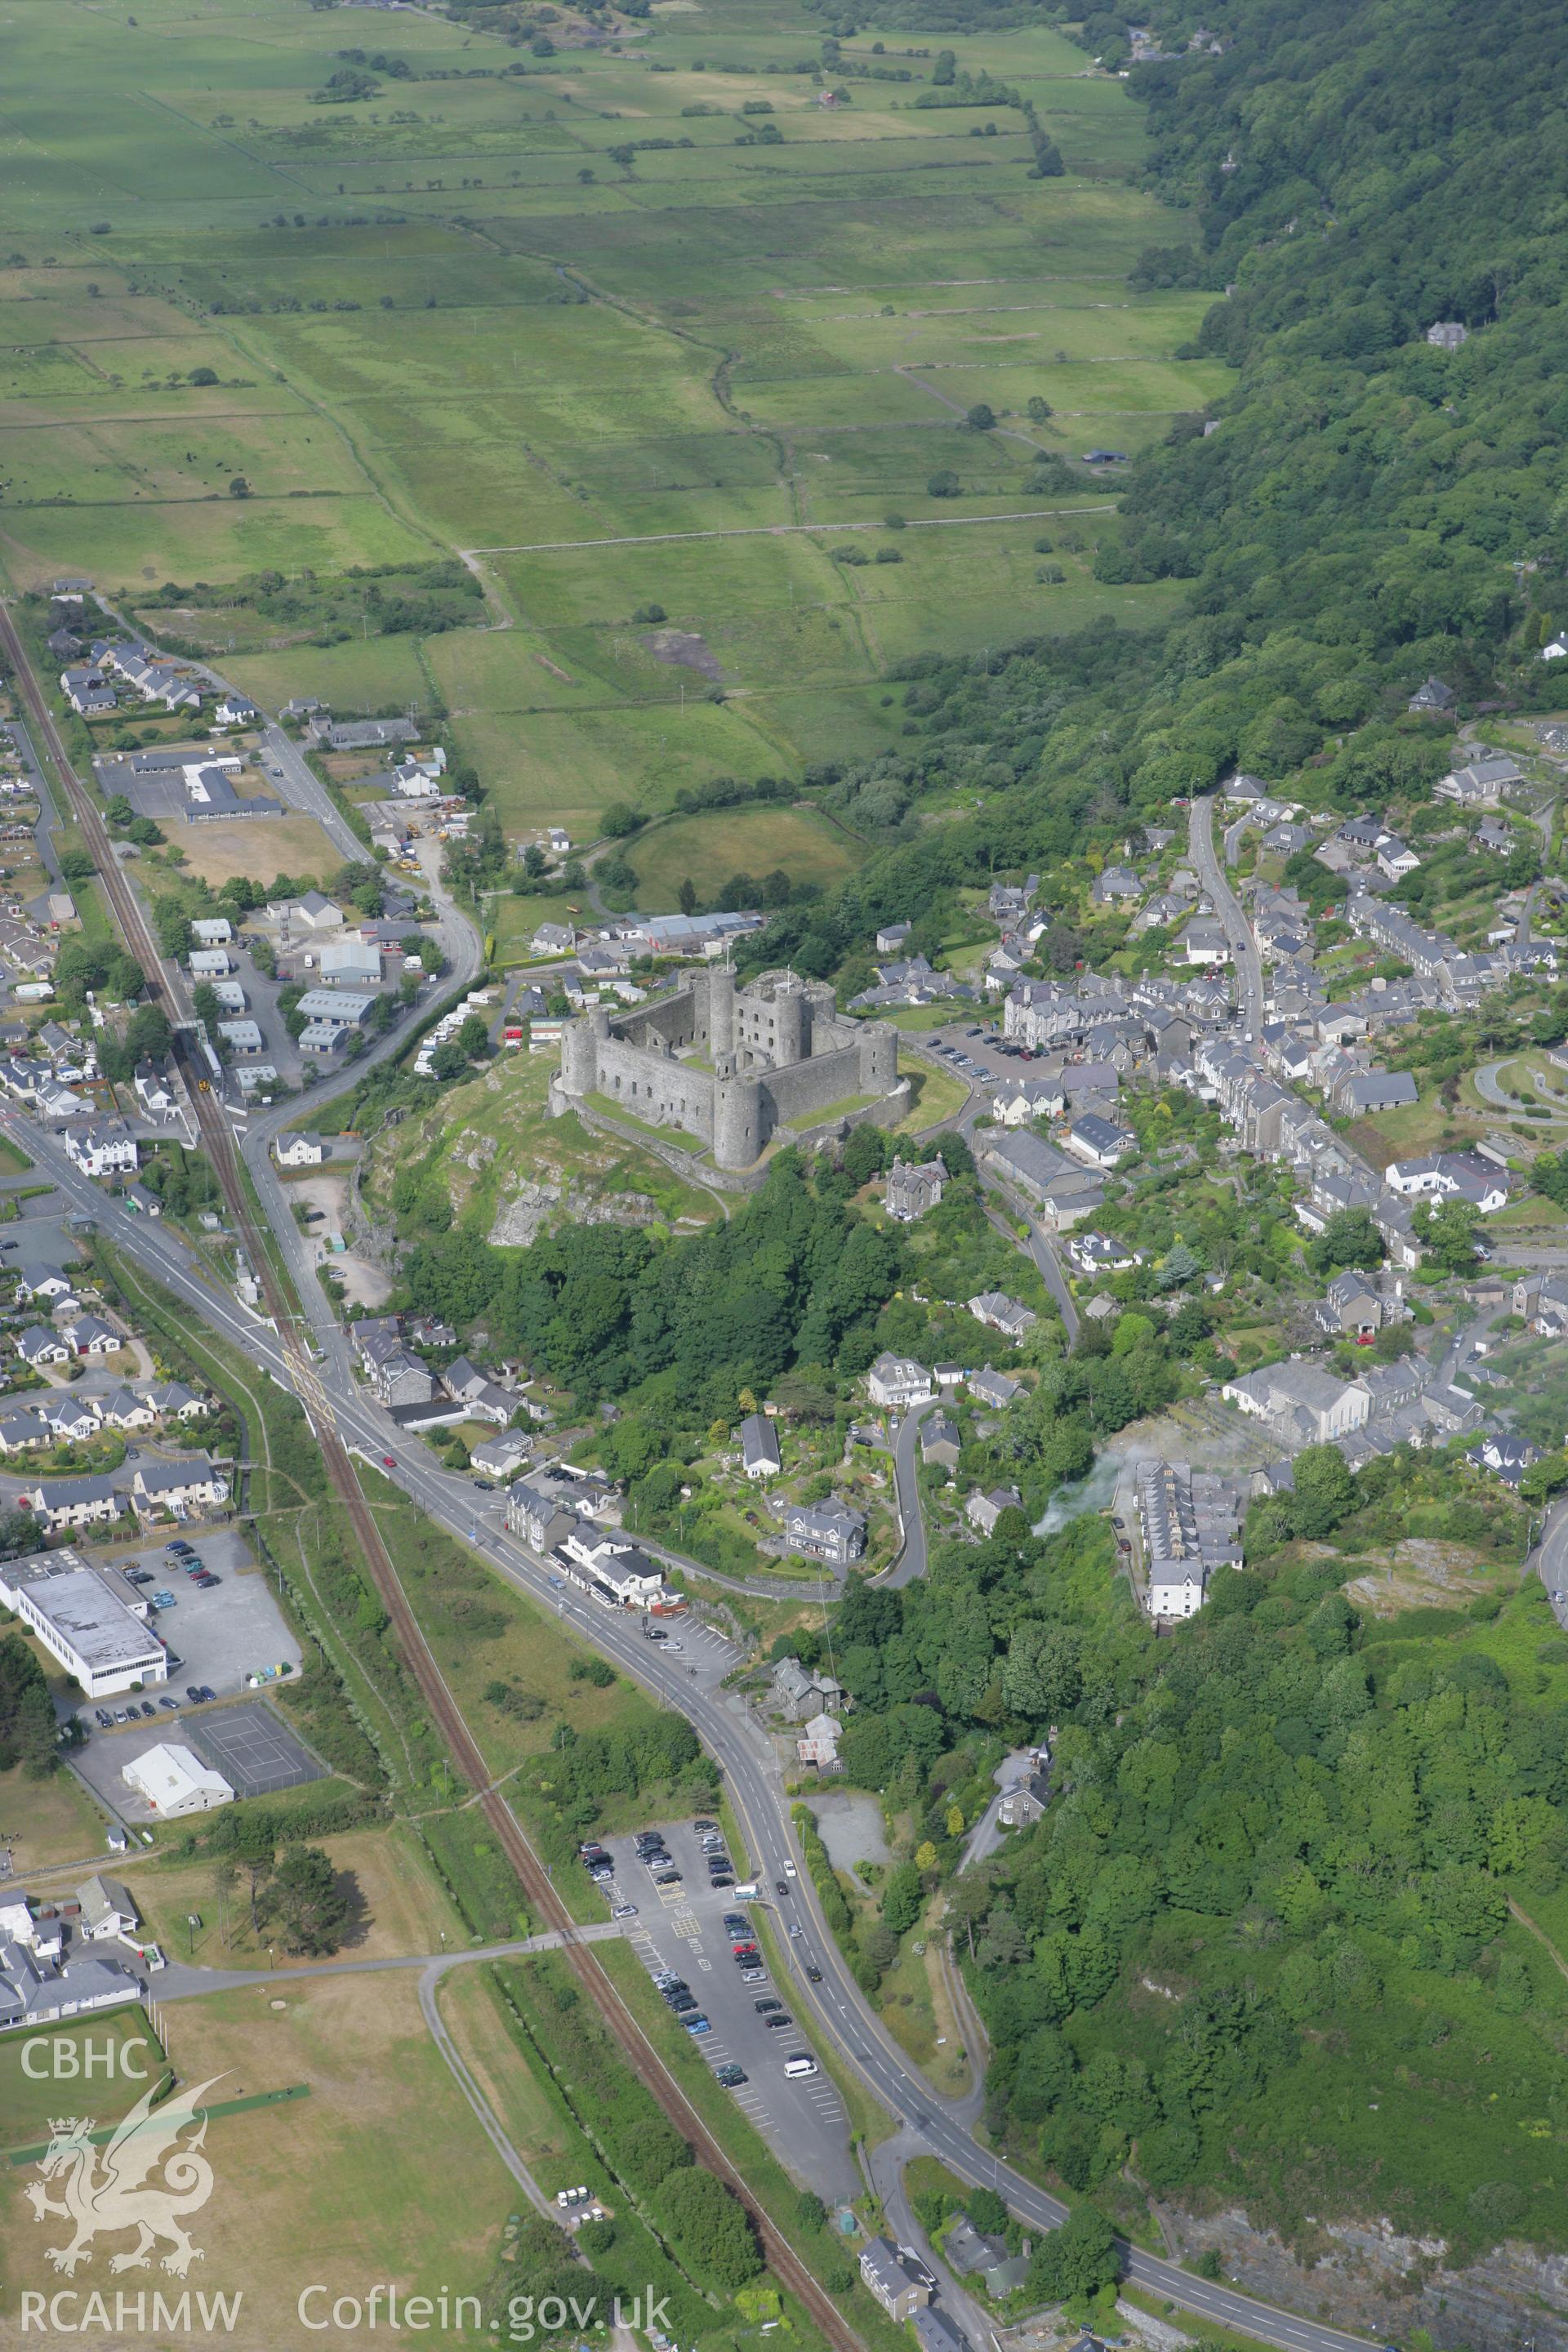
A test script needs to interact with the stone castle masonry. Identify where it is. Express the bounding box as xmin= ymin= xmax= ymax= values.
xmin=553 ymin=966 xmax=909 ymax=1179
